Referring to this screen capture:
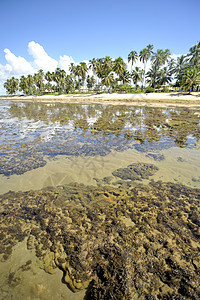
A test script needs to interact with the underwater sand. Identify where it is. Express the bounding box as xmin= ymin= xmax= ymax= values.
xmin=1 ymin=146 xmax=200 ymax=195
